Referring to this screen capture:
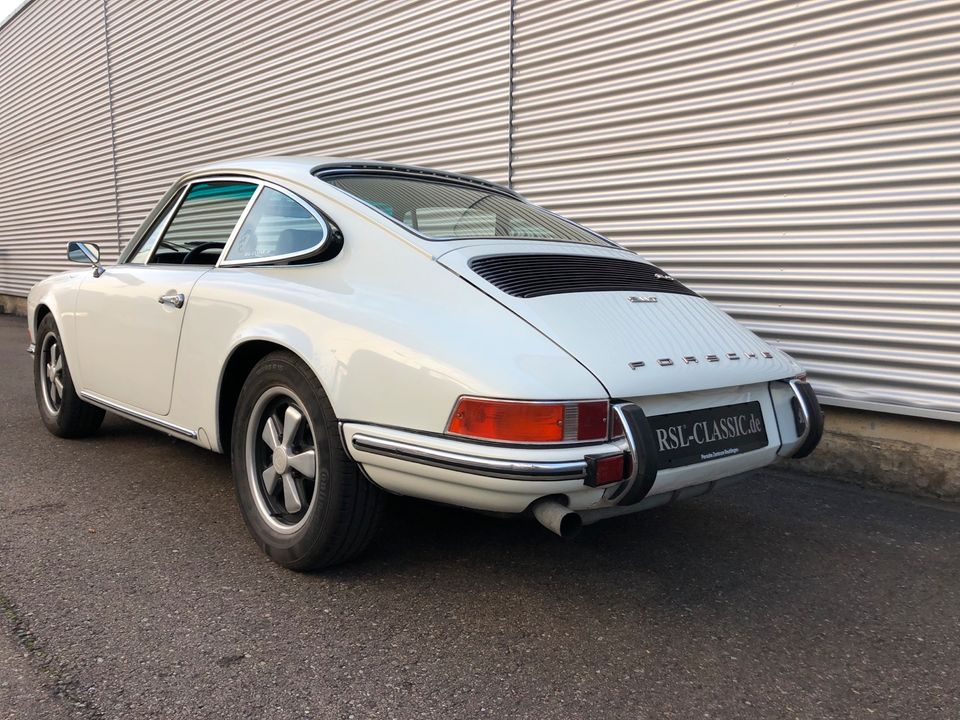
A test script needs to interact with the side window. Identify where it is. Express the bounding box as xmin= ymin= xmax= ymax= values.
xmin=127 ymin=191 xmax=181 ymax=264
xmin=147 ymin=181 xmax=257 ymax=265
xmin=222 ymin=187 xmax=327 ymax=264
